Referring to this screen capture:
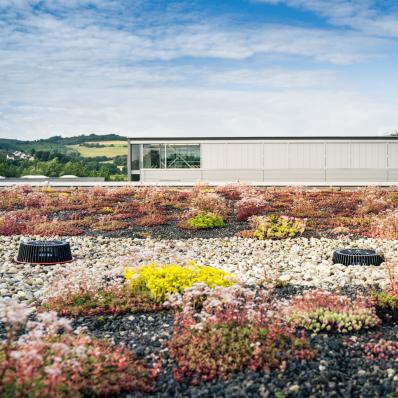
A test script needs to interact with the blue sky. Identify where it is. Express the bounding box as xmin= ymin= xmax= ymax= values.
xmin=1 ymin=0 xmax=398 ymax=139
